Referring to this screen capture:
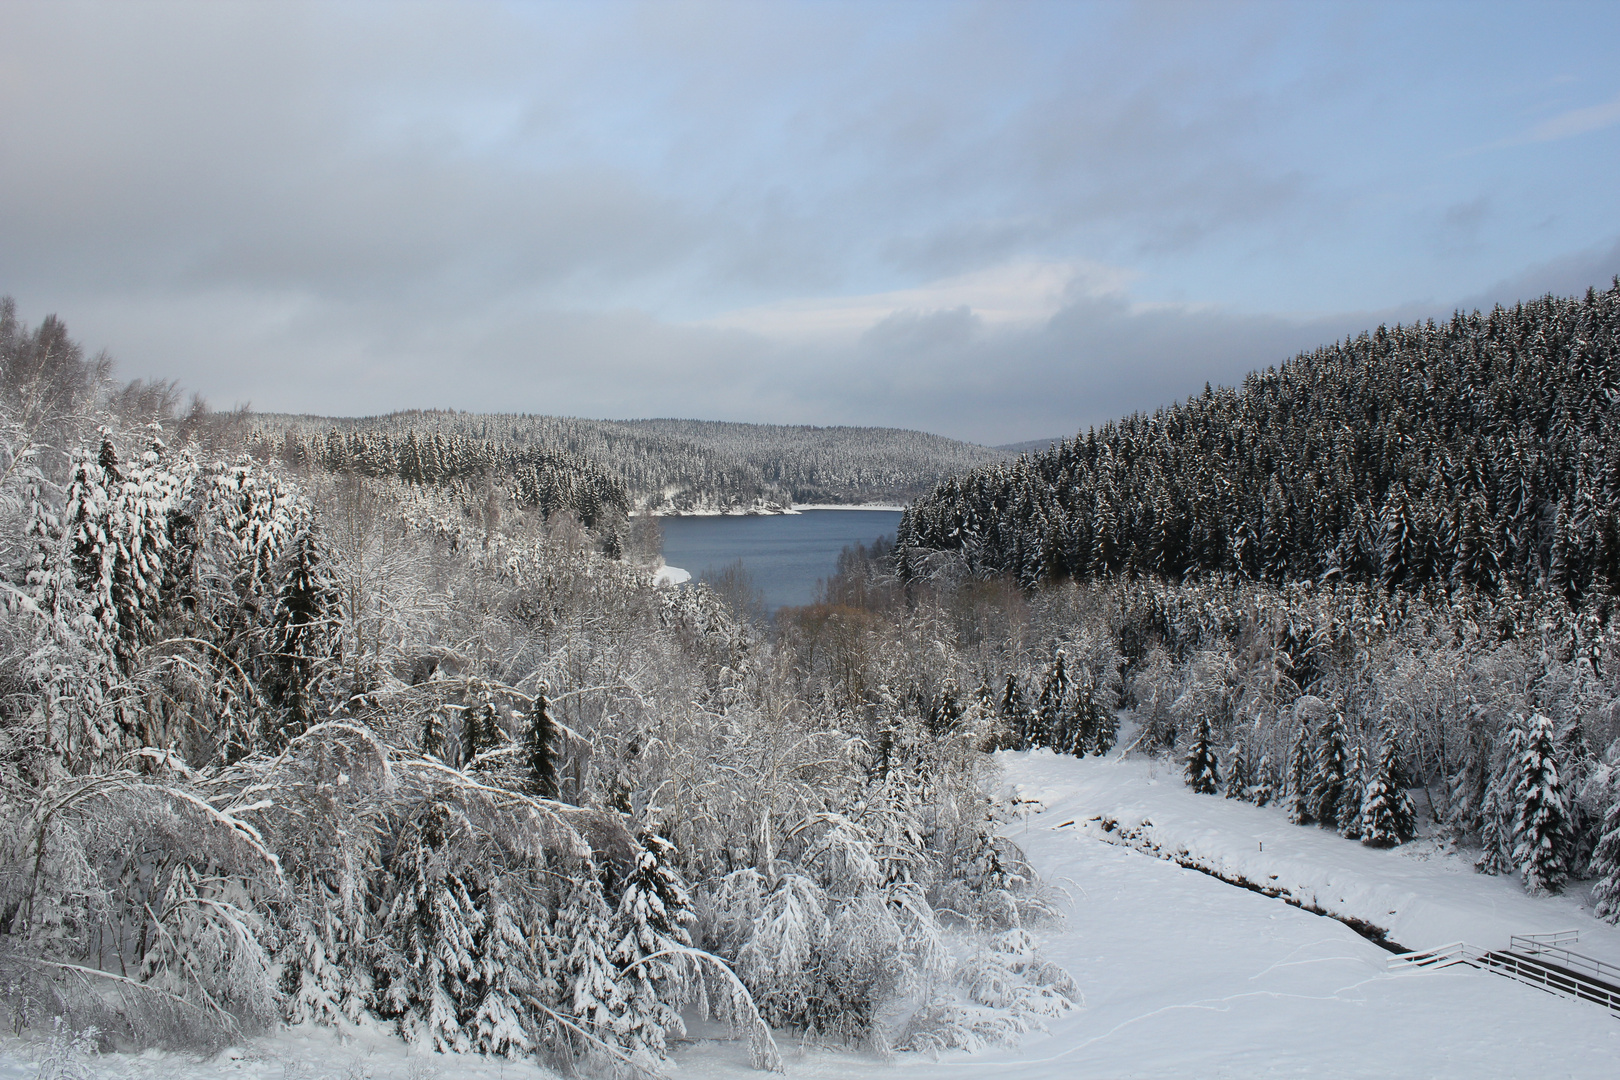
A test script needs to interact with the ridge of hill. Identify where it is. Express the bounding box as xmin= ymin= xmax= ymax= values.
xmin=252 ymin=412 xmax=1008 ymax=513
